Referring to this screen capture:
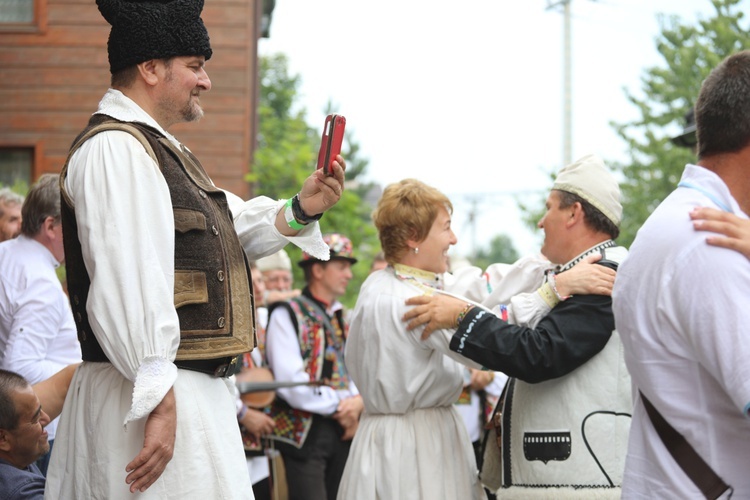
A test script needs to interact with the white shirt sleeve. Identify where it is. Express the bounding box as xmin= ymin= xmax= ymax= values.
xmin=447 ymin=255 xmax=551 ymax=328
xmin=4 ymin=275 xmax=74 ymax=383
xmin=505 ymin=290 xmax=553 ymax=328
xmin=224 ymin=191 xmax=330 ymax=261
xmin=418 ymin=323 xmax=485 ymax=370
xmin=66 ymin=130 xmax=179 ymax=425
xmin=485 ymin=371 xmax=508 ymax=397
xmin=265 ymin=305 xmax=344 ymax=415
